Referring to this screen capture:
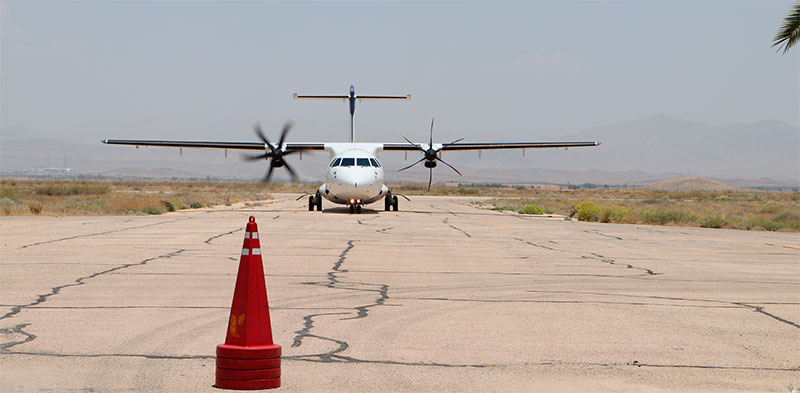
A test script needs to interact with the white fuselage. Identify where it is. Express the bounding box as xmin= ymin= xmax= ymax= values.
xmin=317 ymin=143 xmax=390 ymax=206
